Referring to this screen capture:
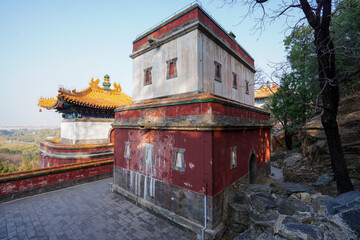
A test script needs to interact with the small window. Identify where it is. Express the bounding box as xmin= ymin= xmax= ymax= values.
xmin=232 ymin=73 xmax=237 ymax=89
xmin=166 ymin=58 xmax=178 ymax=79
xmin=172 ymin=148 xmax=185 ymax=172
xmin=230 ymin=146 xmax=237 ymax=169
xmin=144 ymin=144 xmax=153 ymax=165
xmin=214 ymin=61 xmax=222 ymax=82
xmin=124 ymin=141 xmax=131 ymax=159
xmin=245 ymin=80 xmax=249 ymax=95
xmin=144 ymin=67 xmax=152 ymax=85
